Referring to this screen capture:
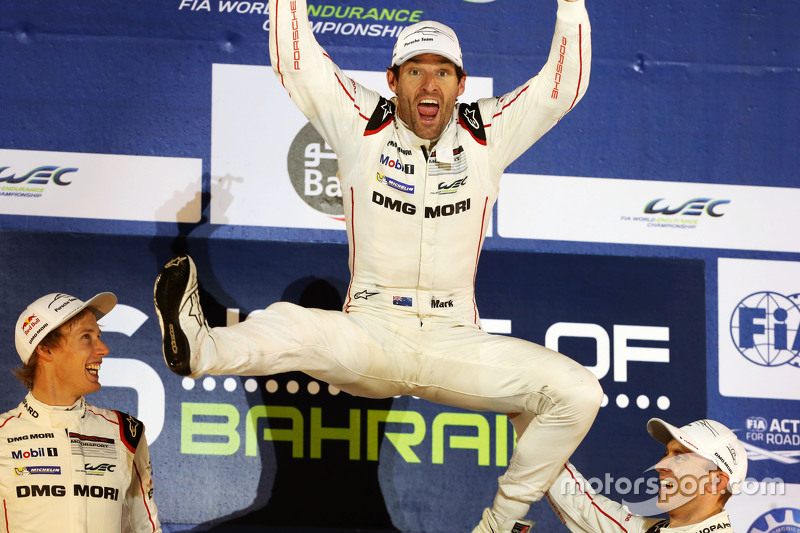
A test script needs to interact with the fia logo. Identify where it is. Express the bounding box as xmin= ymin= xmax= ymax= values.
xmin=729 ymin=291 xmax=800 ymax=369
